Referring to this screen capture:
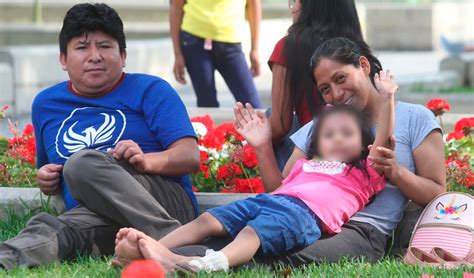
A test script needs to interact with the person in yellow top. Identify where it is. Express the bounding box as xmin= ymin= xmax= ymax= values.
xmin=170 ymin=0 xmax=262 ymax=108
